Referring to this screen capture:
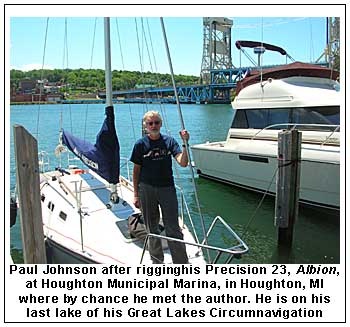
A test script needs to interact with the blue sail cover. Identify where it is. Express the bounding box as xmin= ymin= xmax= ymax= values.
xmin=62 ymin=106 xmax=120 ymax=184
